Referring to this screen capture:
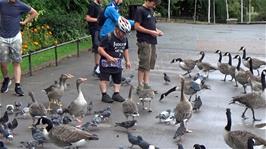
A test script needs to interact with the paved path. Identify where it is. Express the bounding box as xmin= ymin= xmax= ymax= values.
xmin=0 ymin=23 xmax=265 ymax=149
